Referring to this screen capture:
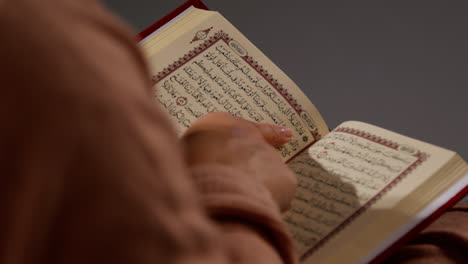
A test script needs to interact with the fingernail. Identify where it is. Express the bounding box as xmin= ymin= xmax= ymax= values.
xmin=277 ymin=126 xmax=293 ymax=139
